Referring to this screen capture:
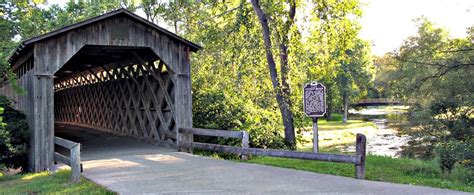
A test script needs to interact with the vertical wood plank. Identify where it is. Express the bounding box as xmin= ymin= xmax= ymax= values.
xmin=241 ymin=131 xmax=249 ymax=160
xmin=355 ymin=133 xmax=366 ymax=179
xmin=71 ymin=143 xmax=81 ymax=183
xmin=33 ymin=43 xmax=55 ymax=172
xmin=175 ymin=44 xmax=193 ymax=151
